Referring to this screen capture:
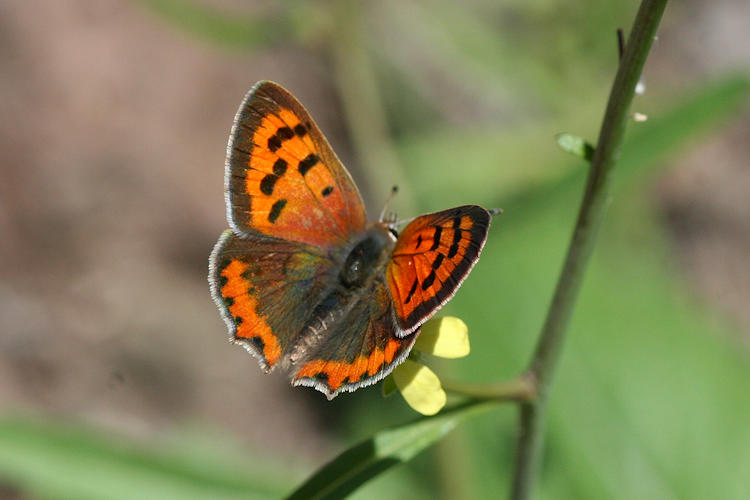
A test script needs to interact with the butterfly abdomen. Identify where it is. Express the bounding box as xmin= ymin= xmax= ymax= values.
xmin=285 ymin=225 xmax=397 ymax=368
xmin=297 ymin=226 xmax=396 ymax=341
